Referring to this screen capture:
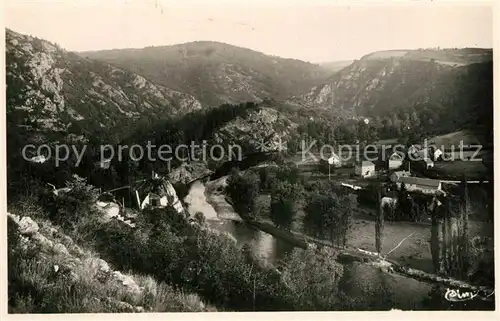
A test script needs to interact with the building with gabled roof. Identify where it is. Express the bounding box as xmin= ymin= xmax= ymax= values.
xmin=432 ymin=147 xmax=443 ymax=161
xmin=134 ymin=174 xmax=185 ymax=215
xmin=320 ymin=152 xmax=342 ymax=168
xmin=390 ymin=170 xmax=411 ymax=183
xmin=388 ymin=152 xmax=404 ymax=169
xmin=397 ymin=176 xmax=442 ymax=194
xmin=422 ymin=158 xmax=434 ymax=169
xmin=355 ymin=160 xmax=376 ymax=178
